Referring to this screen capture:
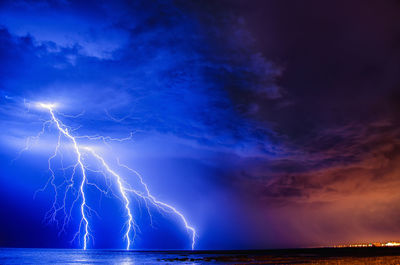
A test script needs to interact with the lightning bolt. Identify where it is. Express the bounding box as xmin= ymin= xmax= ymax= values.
xmin=88 ymin=148 xmax=196 ymax=250
xmin=40 ymin=103 xmax=90 ymax=250
xmin=22 ymin=102 xmax=196 ymax=250
xmin=86 ymin=149 xmax=135 ymax=249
